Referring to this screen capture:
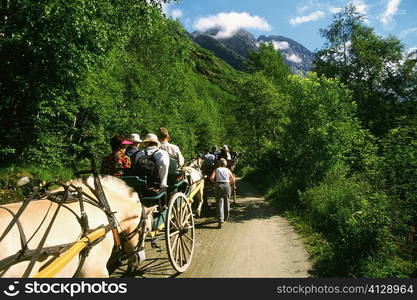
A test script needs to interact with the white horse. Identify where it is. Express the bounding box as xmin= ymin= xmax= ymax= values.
xmin=183 ymin=157 xmax=205 ymax=217
xmin=0 ymin=175 xmax=154 ymax=278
